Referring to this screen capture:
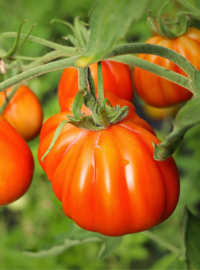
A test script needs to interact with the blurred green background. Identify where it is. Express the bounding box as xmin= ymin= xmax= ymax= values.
xmin=0 ymin=0 xmax=200 ymax=269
